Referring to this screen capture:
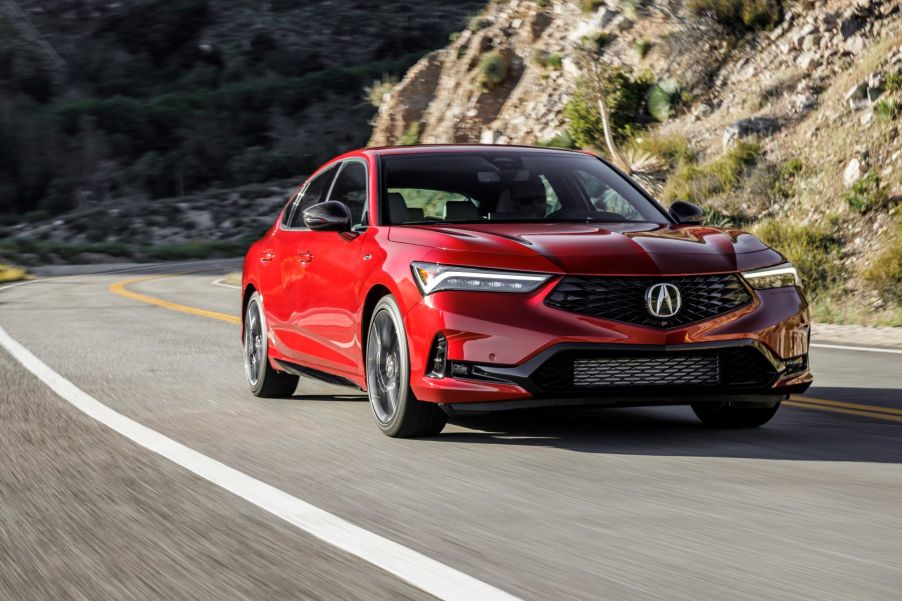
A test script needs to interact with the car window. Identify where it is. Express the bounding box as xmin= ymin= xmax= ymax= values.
xmin=289 ymin=165 xmax=337 ymax=228
xmin=381 ymin=151 xmax=667 ymax=225
xmin=327 ymin=161 xmax=367 ymax=226
xmin=574 ymin=169 xmax=644 ymax=221
xmin=386 ymin=188 xmax=473 ymax=222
